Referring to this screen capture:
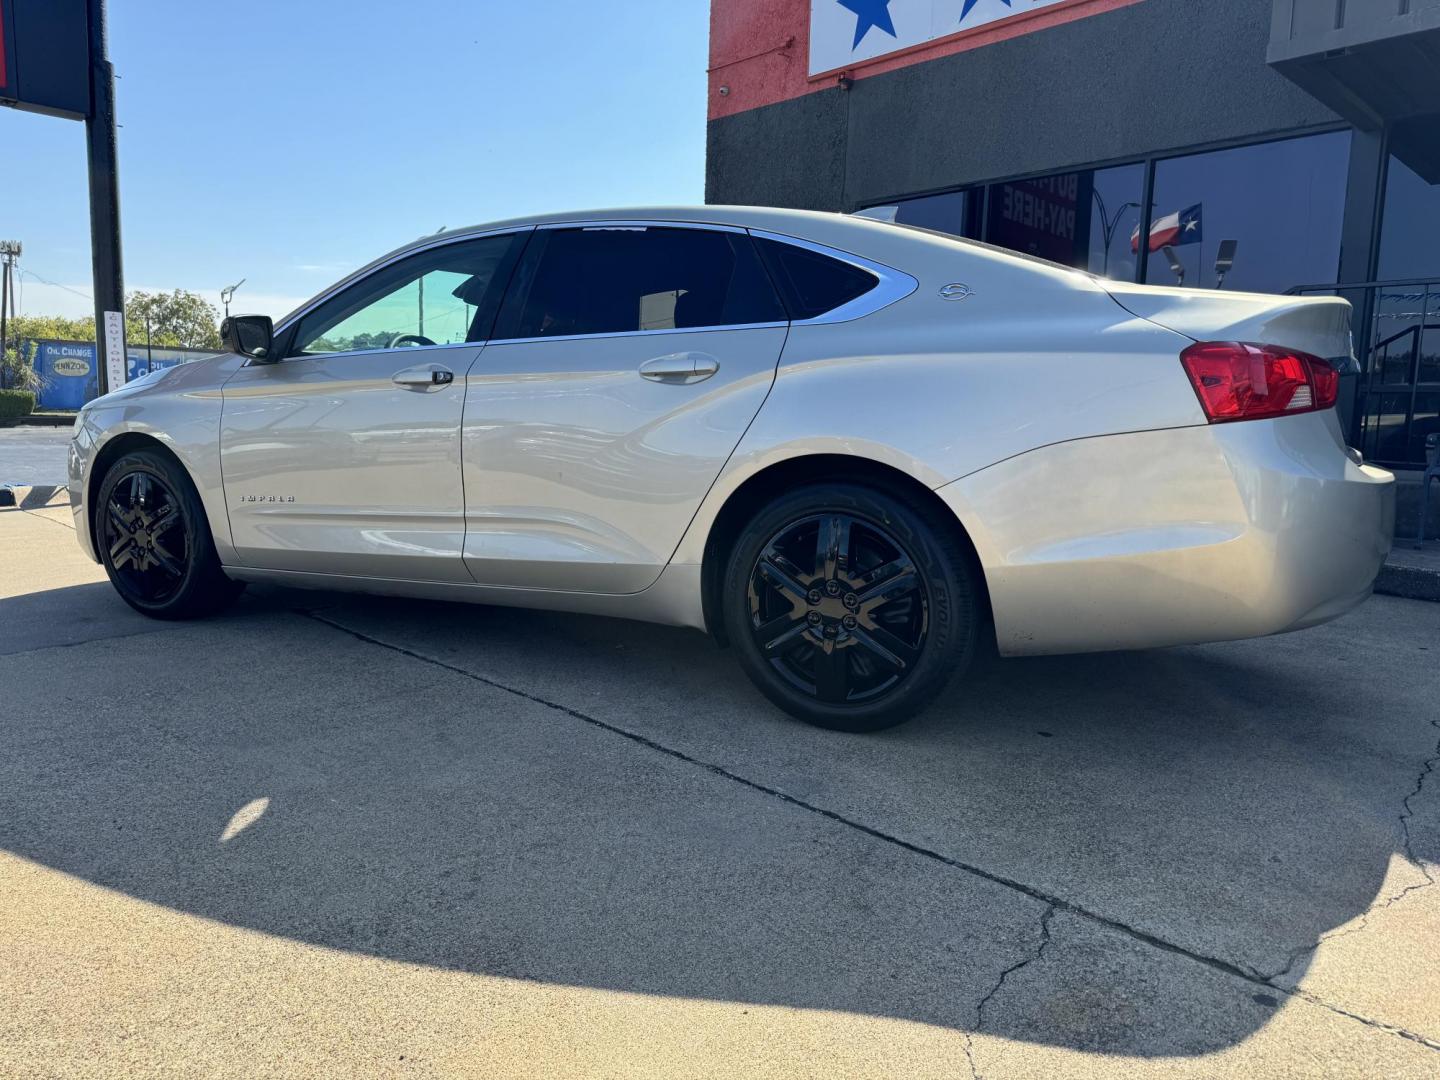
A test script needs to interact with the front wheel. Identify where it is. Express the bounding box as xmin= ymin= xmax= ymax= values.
xmin=722 ymin=483 xmax=981 ymax=732
xmin=95 ymin=449 xmax=244 ymax=620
